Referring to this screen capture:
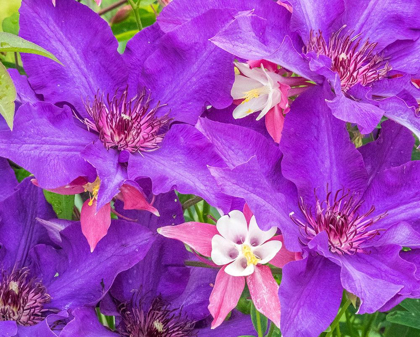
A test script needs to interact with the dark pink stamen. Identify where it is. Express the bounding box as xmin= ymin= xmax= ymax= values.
xmin=306 ymin=27 xmax=391 ymax=92
xmin=84 ymin=89 xmax=171 ymax=153
xmin=290 ymin=190 xmax=387 ymax=255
